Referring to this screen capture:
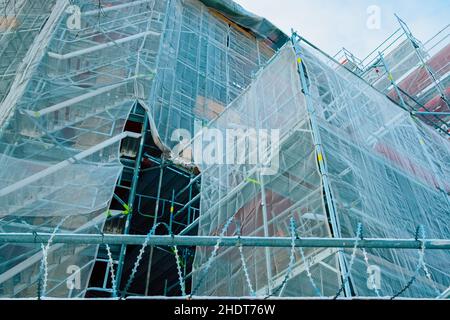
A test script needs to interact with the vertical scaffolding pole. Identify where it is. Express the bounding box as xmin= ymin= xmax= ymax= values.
xmin=259 ymin=173 xmax=273 ymax=295
xmin=140 ymin=0 xmax=173 ymax=296
xmin=291 ymin=33 xmax=352 ymax=297
xmin=144 ymin=159 xmax=165 ymax=296
xmin=115 ymin=110 xmax=148 ymax=296
xmin=378 ymin=53 xmax=409 ymax=112
xmin=187 ymin=175 xmax=194 ymax=226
